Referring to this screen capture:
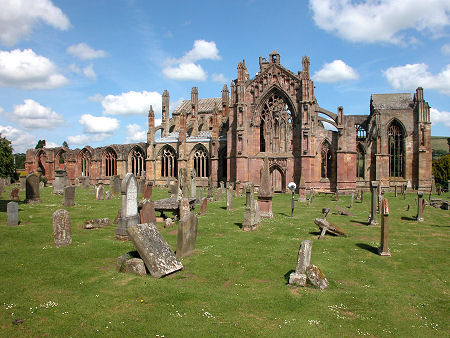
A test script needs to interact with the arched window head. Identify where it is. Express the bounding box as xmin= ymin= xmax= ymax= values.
xmin=193 ymin=147 xmax=209 ymax=178
xmin=80 ymin=150 xmax=90 ymax=177
xmin=356 ymin=143 xmax=365 ymax=179
xmin=355 ymin=124 xmax=367 ymax=140
xmin=104 ymin=149 xmax=117 ymax=177
xmin=321 ymin=141 xmax=332 ymax=179
xmin=130 ymin=148 xmax=145 ymax=177
xmin=388 ymin=121 xmax=404 ymax=177
xmin=161 ymin=147 xmax=177 ymax=177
